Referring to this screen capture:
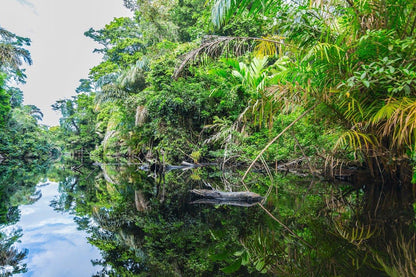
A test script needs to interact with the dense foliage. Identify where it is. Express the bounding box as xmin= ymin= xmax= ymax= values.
xmin=0 ymin=26 xmax=53 ymax=276
xmin=1 ymin=0 xmax=416 ymax=276
xmin=53 ymin=0 xmax=416 ymax=186
xmin=49 ymin=3 xmax=416 ymax=272
xmin=0 ymin=26 xmax=53 ymax=162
